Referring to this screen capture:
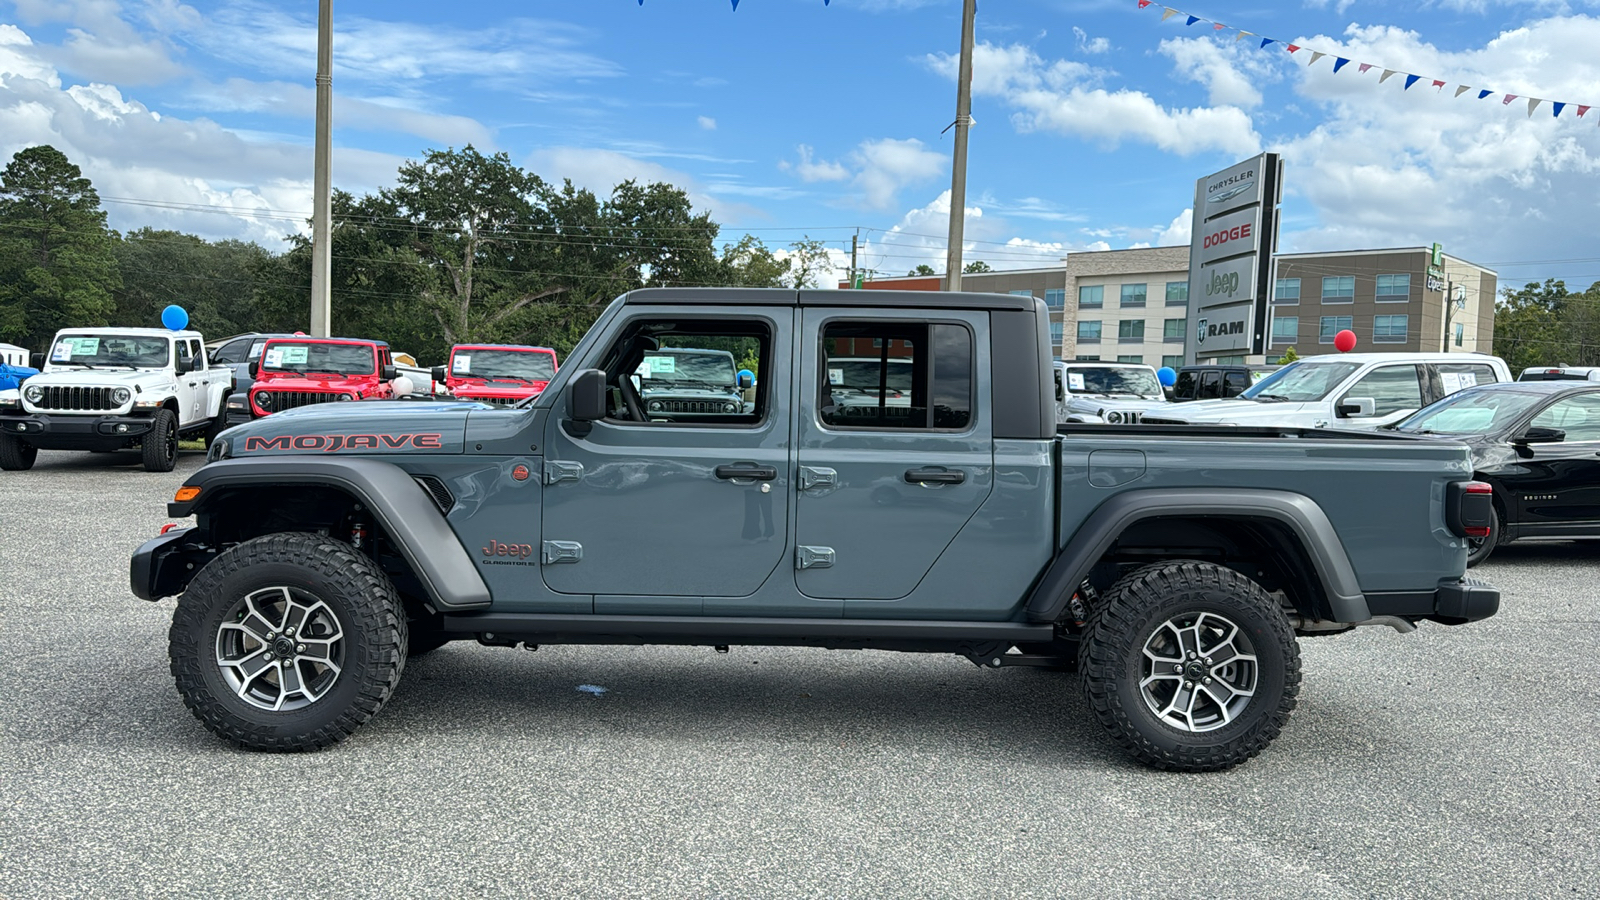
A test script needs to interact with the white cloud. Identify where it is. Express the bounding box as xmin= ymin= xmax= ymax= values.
xmin=526 ymin=146 xmax=762 ymax=225
xmin=852 ymin=191 xmax=1111 ymax=281
xmin=780 ymin=139 xmax=946 ymax=210
xmin=1073 ymin=27 xmax=1110 ymax=55
xmin=1155 ymin=209 xmax=1192 ymax=247
xmin=1159 ymin=37 xmax=1277 ymax=109
xmin=780 ymin=144 xmax=849 ymax=182
xmin=926 ymin=41 xmax=1262 ymax=156
xmin=189 ymin=78 xmax=495 ymax=148
xmin=697 ymin=115 xmax=716 ymax=130
xmin=12 ymin=0 xmax=186 ymax=84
